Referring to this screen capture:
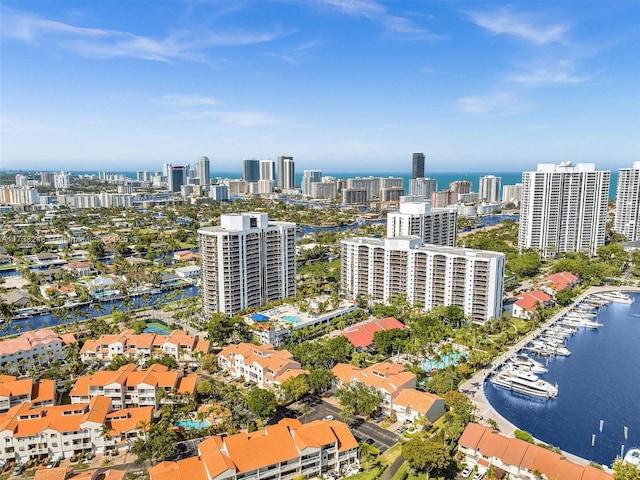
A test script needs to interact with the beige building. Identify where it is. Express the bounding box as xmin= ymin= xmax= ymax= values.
xmin=387 ymin=198 xmax=457 ymax=247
